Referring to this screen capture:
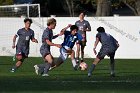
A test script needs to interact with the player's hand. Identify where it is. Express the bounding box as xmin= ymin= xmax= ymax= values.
xmin=93 ymin=48 xmax=97 ymax=55
xmin=34 ymin=39 xmax=38 ymax=43
xmin=12 ymin=45 xmax=16 ymax=49
xmin=66 ymin=49 xmax=72 ymax=55
xmin=67 ymin=24 xmax=72 ymax=27
xmin=55 ymin=44 xmax=62 ymax=48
